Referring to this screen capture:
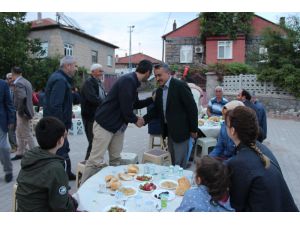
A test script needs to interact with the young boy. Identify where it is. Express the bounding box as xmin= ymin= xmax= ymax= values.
xmin=16 ymin=117 xmax=78 ymax=211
